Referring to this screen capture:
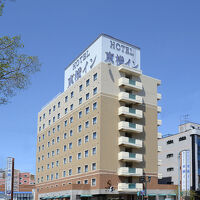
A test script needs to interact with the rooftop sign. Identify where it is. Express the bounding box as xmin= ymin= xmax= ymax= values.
xmin=64 ymin=34 xmax=140 ymax=90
